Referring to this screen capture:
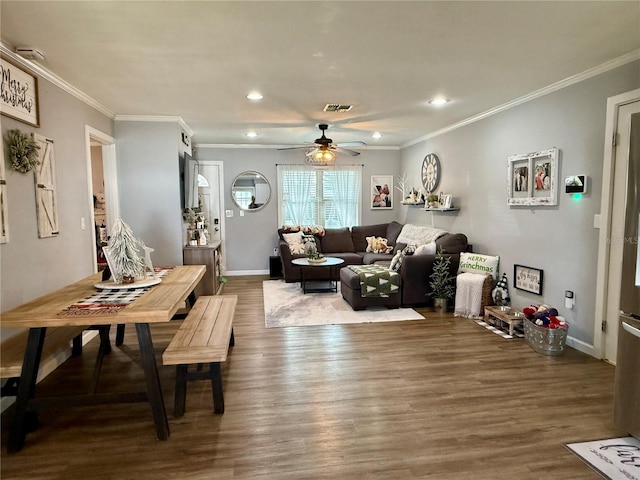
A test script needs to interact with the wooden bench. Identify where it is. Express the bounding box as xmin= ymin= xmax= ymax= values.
xmin=1 ymin=327 xmax=88 ymax=396
xmin=162 ymin=295 xmax=237 ymax=417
